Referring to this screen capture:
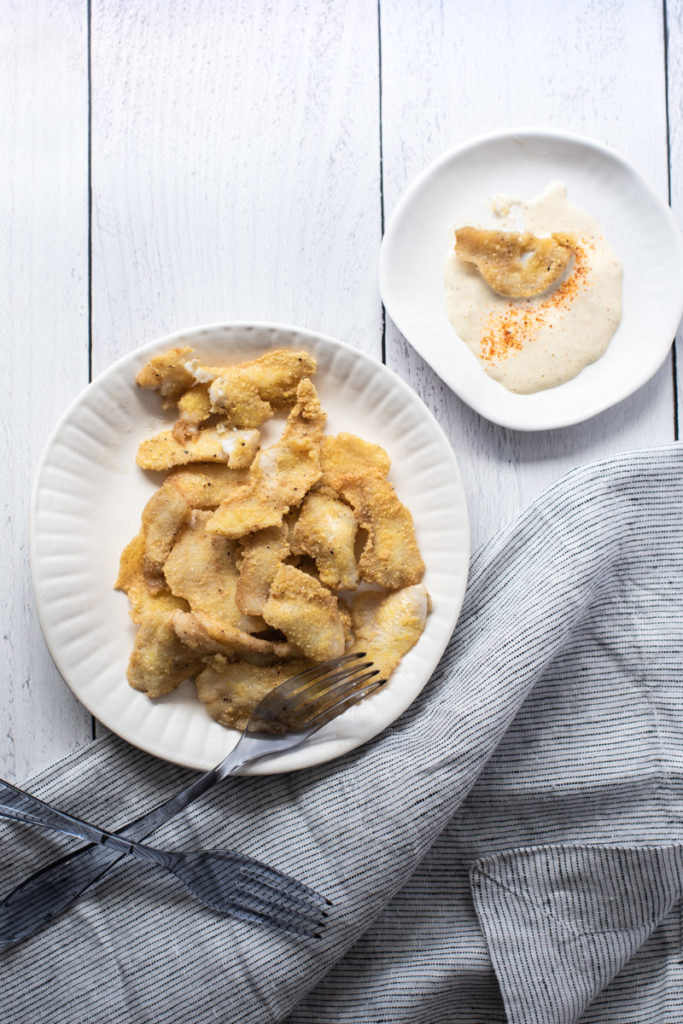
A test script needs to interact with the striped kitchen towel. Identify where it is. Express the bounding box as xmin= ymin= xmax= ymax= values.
xmin=2 ymin=443 xmax=683 ymax=1024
